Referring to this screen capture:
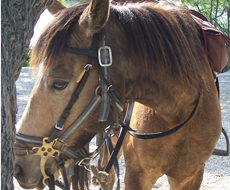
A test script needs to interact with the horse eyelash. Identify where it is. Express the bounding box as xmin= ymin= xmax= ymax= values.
xmin=53 ymin=81 xmax=68 ymax=90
